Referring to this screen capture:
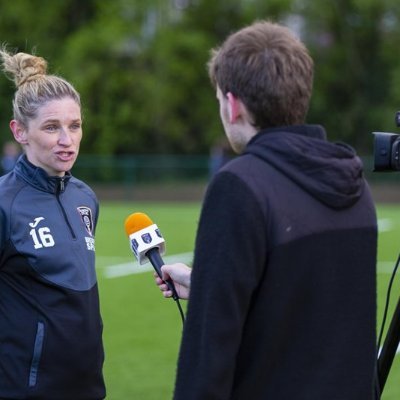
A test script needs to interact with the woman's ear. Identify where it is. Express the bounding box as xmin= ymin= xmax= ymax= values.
xmin=10 ymin=120 xmax=28 ymax=145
